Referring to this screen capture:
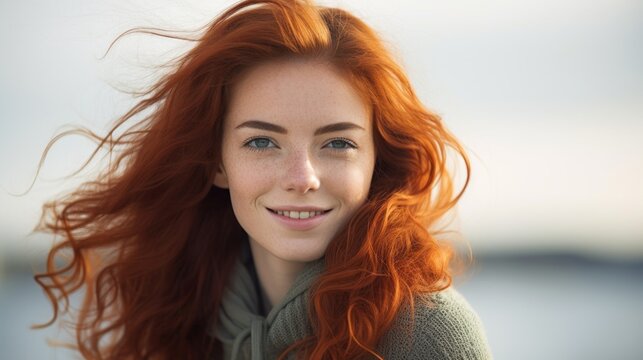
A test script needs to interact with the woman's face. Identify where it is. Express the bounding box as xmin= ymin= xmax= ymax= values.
xmin=215 ymin=58 xmax=375 ymax=268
